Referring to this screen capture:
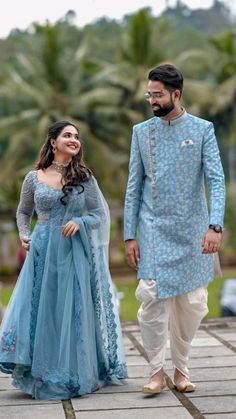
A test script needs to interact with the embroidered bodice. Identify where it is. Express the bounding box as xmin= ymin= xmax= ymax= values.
xmin=16 ymin=170 xmax=103 ymax=239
